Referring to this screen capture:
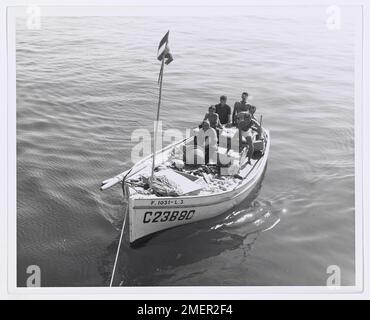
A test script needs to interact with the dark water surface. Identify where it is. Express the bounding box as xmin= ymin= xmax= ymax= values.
xmin=17 ymin=9 xmax=356 ymax=286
